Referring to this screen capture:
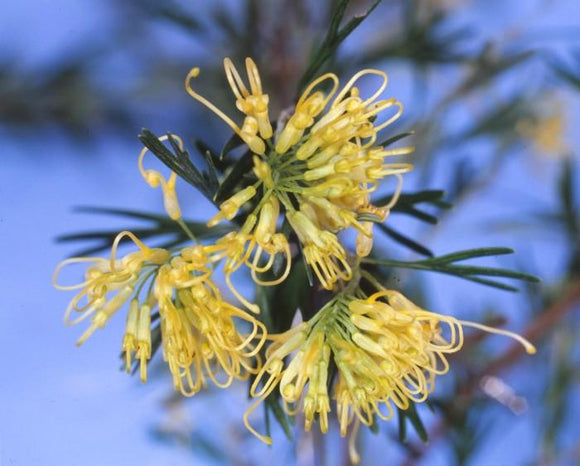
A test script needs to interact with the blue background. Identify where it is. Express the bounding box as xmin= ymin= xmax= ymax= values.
xmin=1 ymin=0 xmax=579 ymax=464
